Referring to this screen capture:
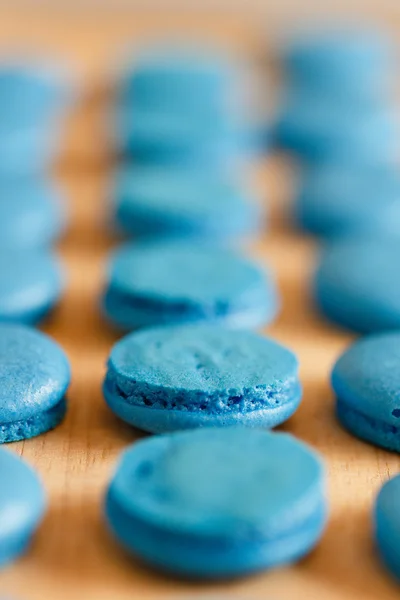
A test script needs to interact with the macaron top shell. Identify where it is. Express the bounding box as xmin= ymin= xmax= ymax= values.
xmin=332 ymin=332 xmax=400 ymax=425
xmin=107 ymin=324 xmax=298 ymax=396
xmin=0 ymin=448 xmax=46 ymax=541
xmin=109 ymin=428 xmax=324 ymax=538
xmin=0 ymin=324 xmax=70 ymax=422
